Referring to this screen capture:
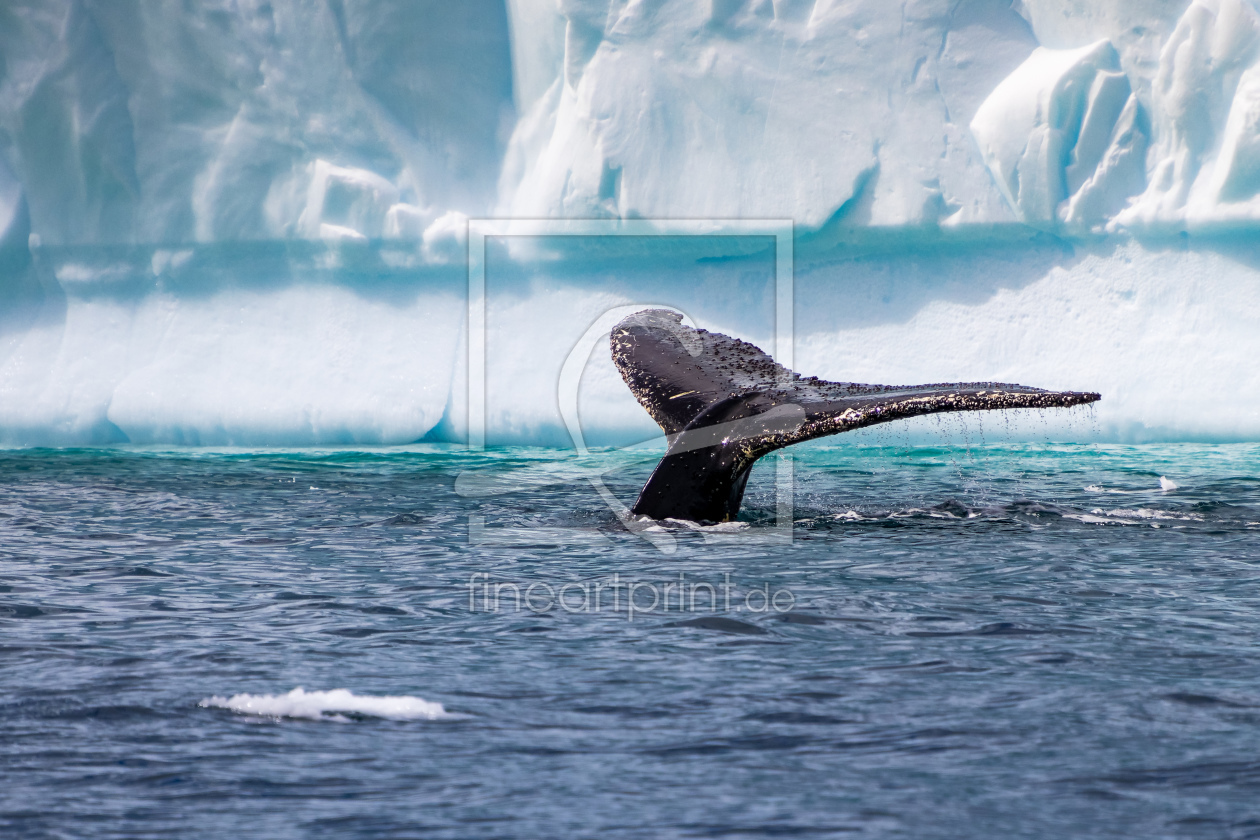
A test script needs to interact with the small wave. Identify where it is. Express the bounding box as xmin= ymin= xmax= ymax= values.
xmin=831 ymin=506 xmax=978 ymax=522
xmin=660 ymin=518 xmax=749 ymax=532
xmin=1063 ymin=507 xmax=1204 ymax=526
xmin=890 ymin=506 xmax=978 ymax=520
xmin=199 ymin=687 xmax=465 ymax=722
xmin=1062 ymin=513 xmax=1119 ymax=525
xmin=1095 ymin=507 xmax=1203 ymax=522
xmin=1160 ymin=476 xmax=1179 ymax=491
